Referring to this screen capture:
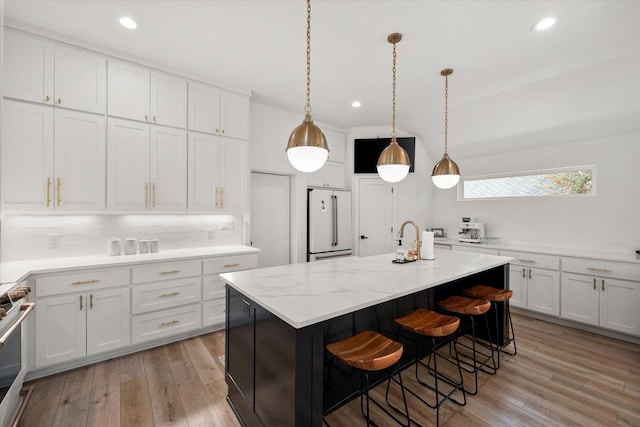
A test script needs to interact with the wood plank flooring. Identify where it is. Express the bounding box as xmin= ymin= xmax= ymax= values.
xmin=18 ymin=313 xmax=640 ymax=426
